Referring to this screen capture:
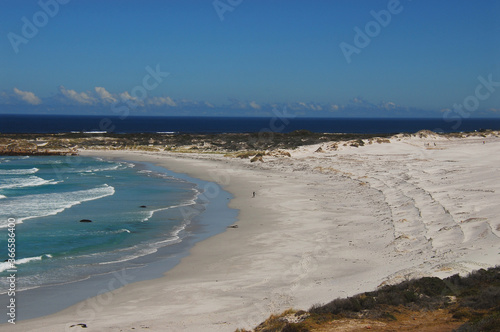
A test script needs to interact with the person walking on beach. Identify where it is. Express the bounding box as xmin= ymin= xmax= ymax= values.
xmin=252 ymin=191 xmax=256 ymax=198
